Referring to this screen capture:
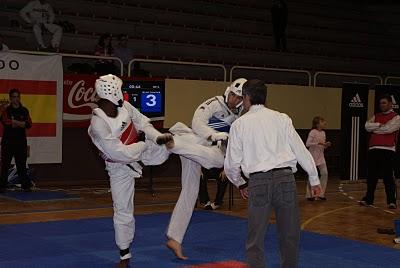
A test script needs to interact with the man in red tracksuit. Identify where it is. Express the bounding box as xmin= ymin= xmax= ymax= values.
xmin=361 ymin=94 xmax=400 ymax=209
